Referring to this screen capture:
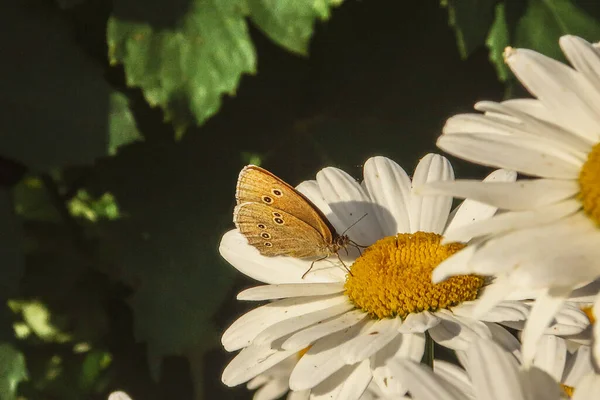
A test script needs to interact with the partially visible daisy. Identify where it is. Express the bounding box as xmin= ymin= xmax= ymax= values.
xmin=390 ymin=337 xmax=600 ymax=400
xmin=108 ymin=392 xmax=133 ymax=400
xmin=421 ymin=35 xmax=600 ymax=364
xmin=219 ymin=155 xmax=588 ymax=398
